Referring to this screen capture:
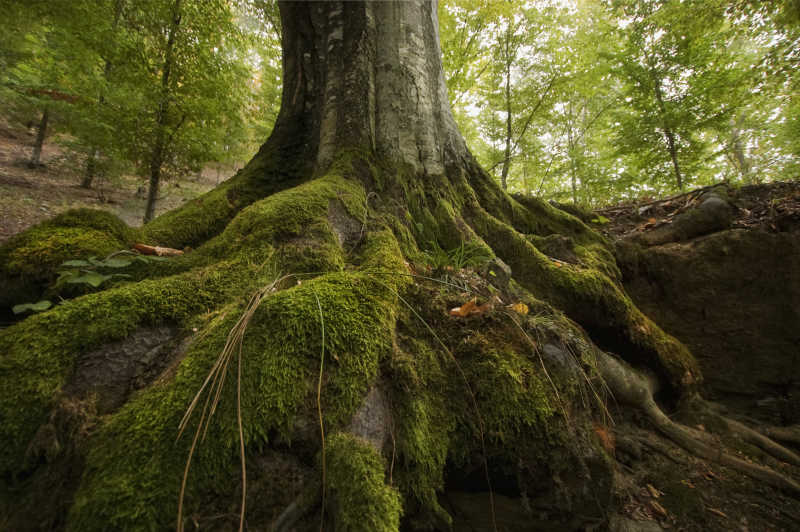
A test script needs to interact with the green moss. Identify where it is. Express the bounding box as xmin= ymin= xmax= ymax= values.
xmin=207 ymin=174 xmax=366 ymax=263
xmin=0 ymin=209 xmax=136 ymax=311
xmin=470 ymin=210 xmax=699 ymax=395
xmin=65 ymin=231 xmax=405 ymax=529
xmin=0 ymin=263 xmax=238 ymax=475
xmin=326 ymin=432 xmax=402 ymax=532
xmin=140 ymin=178 xmax=242 ymax=249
